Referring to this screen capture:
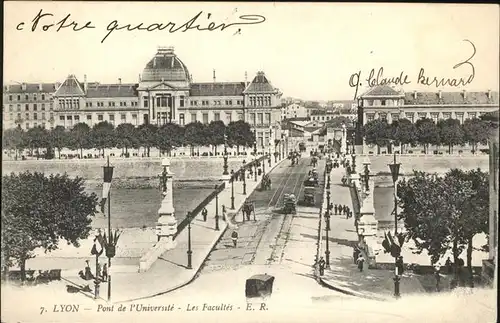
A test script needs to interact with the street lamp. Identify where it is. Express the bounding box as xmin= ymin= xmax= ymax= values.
xmin=223 ymin=131 xmax=229 ymax=175
xmin=102 ymin=157 xmax=114 ymax=301
xmin=187 ymin=212 xmax=193 ymax=269
xmin=214 ymin=184 xmax=220 ymax=231
xmin=351 ymin=154 xmax=357 ymax=174
xmin=242 ymin=160 xmax=247 ymax=195
xmin=326 ymin=172 xmax=331 ymax=190
xmin=388 ymin=152 xmax=401 ymax=235
xmin=325 ymin=191 xmax=331 ymax=269
xmin=230 ymin=171 xmax=235 ymax=210
xmin=254 ymin=159 xmax=258 ymax=182
xmin=362 ymin=159 xmax=371 ymax=192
